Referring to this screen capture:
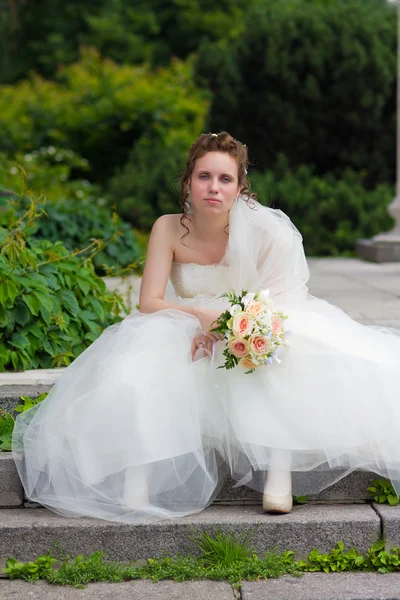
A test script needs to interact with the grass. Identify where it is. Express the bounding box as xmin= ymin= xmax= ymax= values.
xmin=3 ymin=530 xmax=400 ymax=589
